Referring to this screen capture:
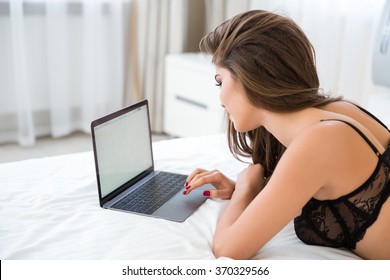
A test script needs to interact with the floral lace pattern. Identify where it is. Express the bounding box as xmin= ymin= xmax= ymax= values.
xmin=294 ymin=146 xmax=390 ymax=249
